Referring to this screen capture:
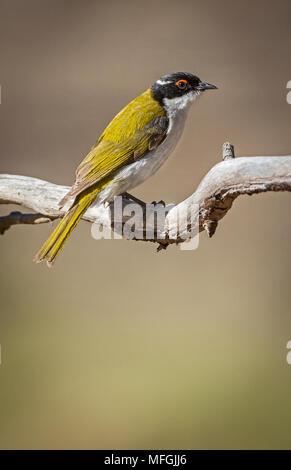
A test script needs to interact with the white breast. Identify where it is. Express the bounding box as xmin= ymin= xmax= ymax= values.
xmin=95 ymin=108 xmax=189 ymax=205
